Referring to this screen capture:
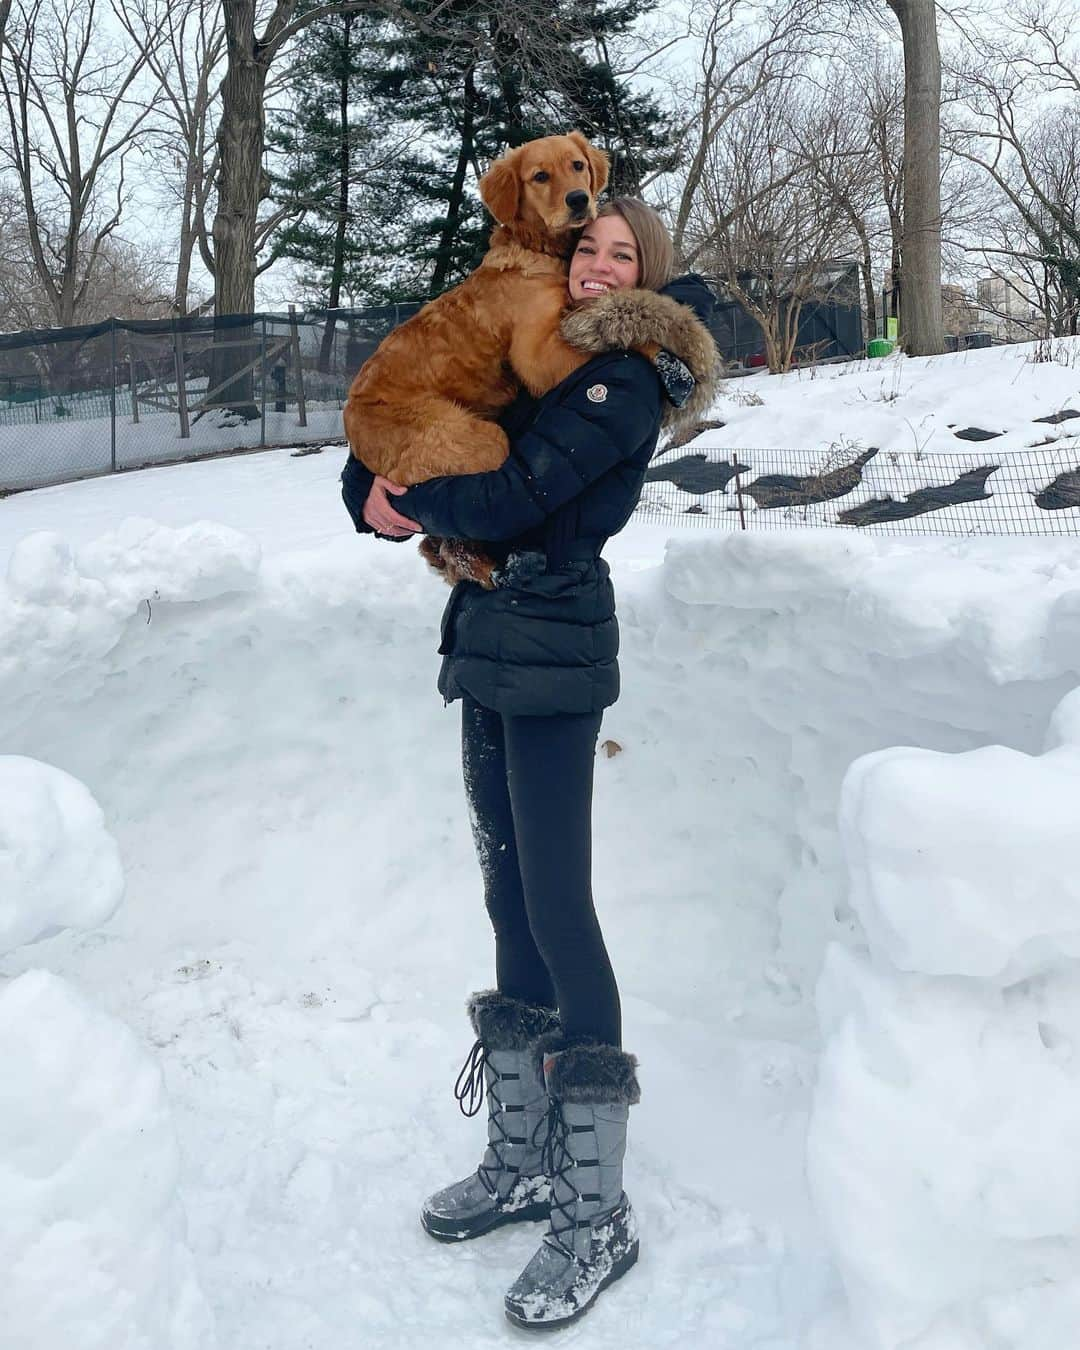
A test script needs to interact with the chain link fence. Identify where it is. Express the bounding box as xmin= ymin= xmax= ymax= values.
xmin=637 ymin=440 xmax=1080 ymax=536
xmin=1 ymin=279 xmax=868 ymax=495
xmin=0 ymin=306 xmax=421 ymax=493
xmin=7 ymin=289 xmax=1077 ymax=537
